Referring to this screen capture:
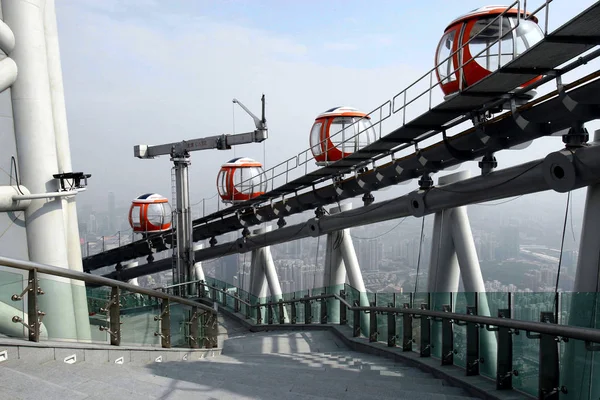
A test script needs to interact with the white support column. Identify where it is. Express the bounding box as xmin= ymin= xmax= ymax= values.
xmin=192 ymin=243 xmax=205 ymax=282
xmin=261 ymin=225 xmax=288 ymax=322
xmin=3 ymin=0 xmax=77 ymax=340
xmin=428 ymin=172 xmax=462 ymax=357
xmin=249 ymin=227 xmax=268 ymax=299
xmin=324 ymin=203 xmax=350 ymax=323
xmin=427 ymin=173 xmax=462 ymax=295
xmin=0 ymin=300 xmax=48 ymax=339
xmin=448 ymin=172 xmax=497 ymax=376
xmin=563 ymin=129 xmax=600 ymax=400
xmin=124 ymin=261 xmax=139 ymax=286
xmin=43 ymin=0 xmax=90 ymax=341
xmin=338 ymin=221 xmax=369 ymax=334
